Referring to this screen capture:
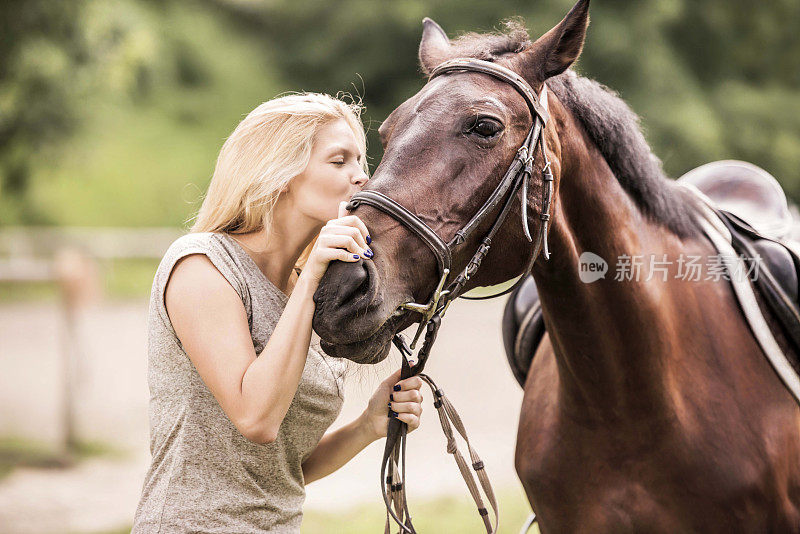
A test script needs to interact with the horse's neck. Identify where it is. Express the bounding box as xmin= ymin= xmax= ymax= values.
xmin=532 ymin=120 xmax=699 ymax=422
